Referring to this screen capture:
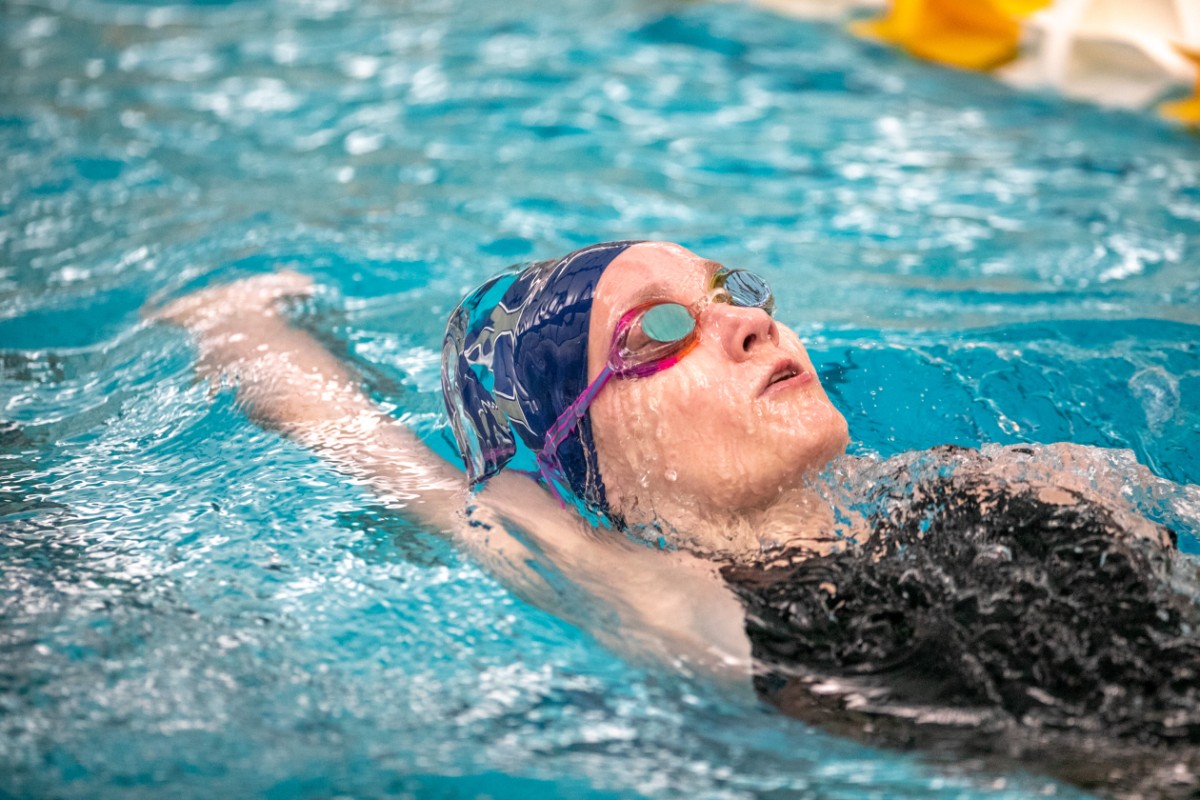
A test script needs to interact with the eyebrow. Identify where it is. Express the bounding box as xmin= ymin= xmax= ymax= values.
xmin=625 ymin=281 xmax=677 ymax=308
xmin=625 ymin=260 xmax=726 ymax=306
